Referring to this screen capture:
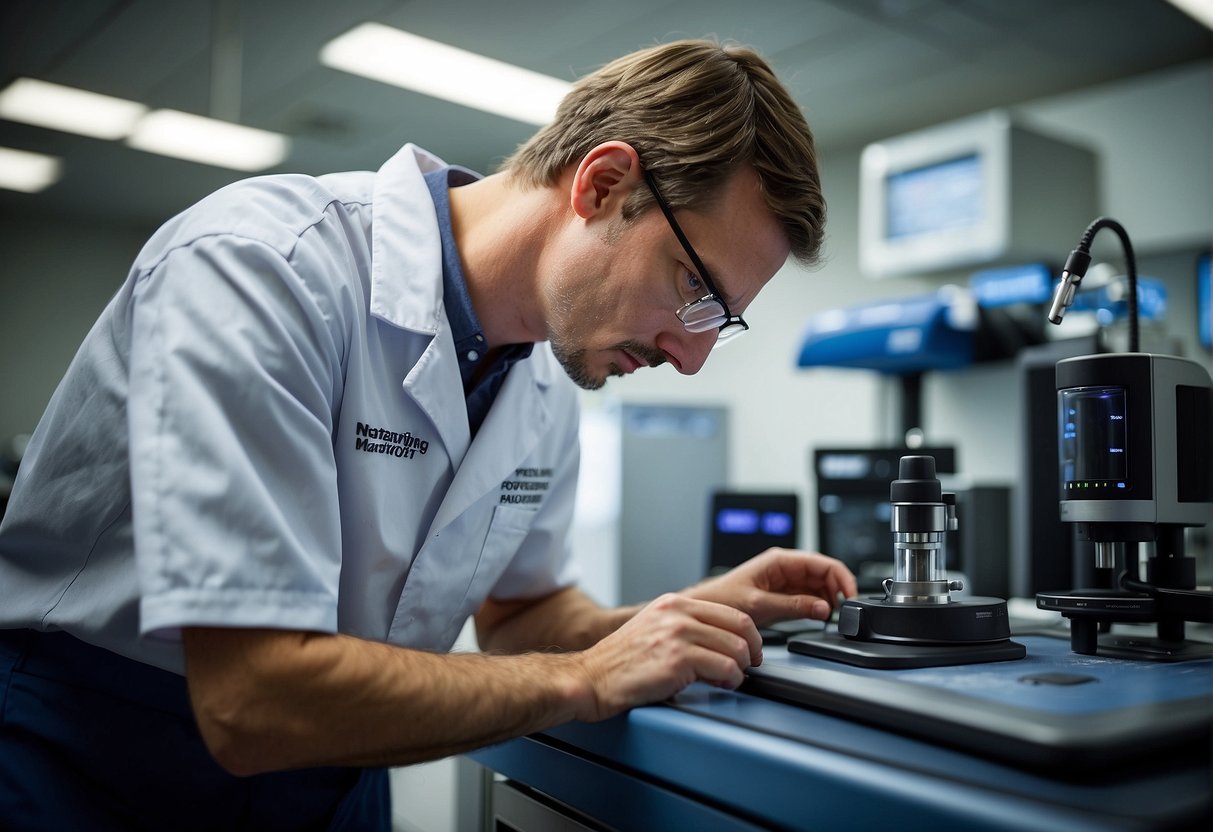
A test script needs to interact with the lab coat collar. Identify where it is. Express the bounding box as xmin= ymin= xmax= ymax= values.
xmin=370 ymin=143 xmax=450 ymax=334
xmin=372 ymin=143 xmax=559 ymax=476
xmin=370 ymin=142 xmax=558 ymax=392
